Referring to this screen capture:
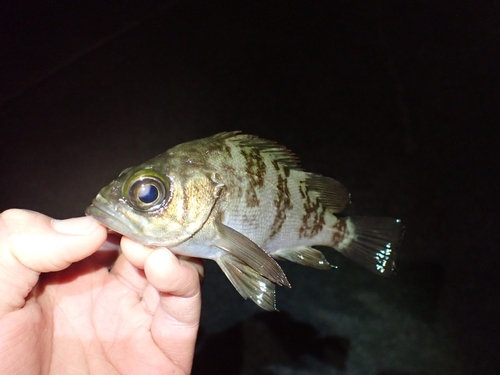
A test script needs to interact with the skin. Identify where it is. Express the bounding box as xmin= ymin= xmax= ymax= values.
xmin=0 ymin=209 xmax=203 ymax=375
